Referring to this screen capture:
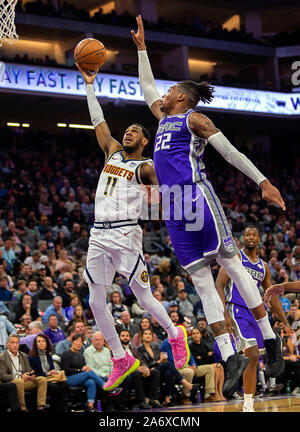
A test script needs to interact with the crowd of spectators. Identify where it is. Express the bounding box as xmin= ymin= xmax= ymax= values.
xmin=16 ymin=0 xmax=262 ymax=45
xmin=0 ymin=125 xmax=299 ymax=412
xmin=15 ymin=0 xmax=300 ymax=48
